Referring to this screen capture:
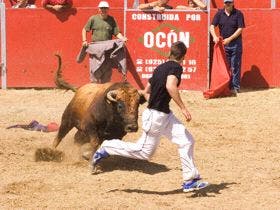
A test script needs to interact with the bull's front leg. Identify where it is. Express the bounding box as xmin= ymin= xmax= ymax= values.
xmin=89 ymin=136 xmax=101 ymax=163
xmin=79 ymin=120 xmax=100 ymax=161
xmin=80 ymin=133 xmax=100 ymax=161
